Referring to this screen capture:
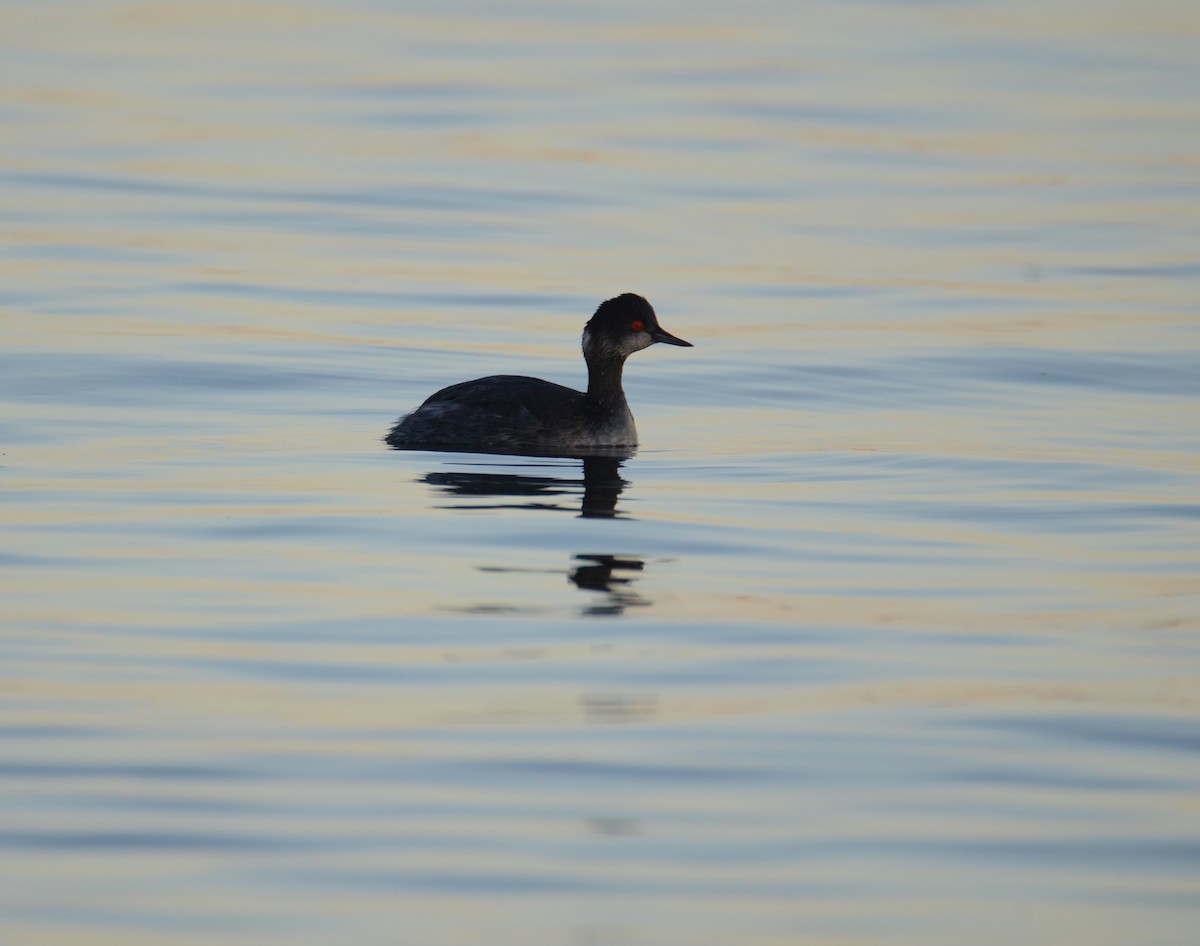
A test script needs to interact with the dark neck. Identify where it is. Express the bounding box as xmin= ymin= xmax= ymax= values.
xmin=585 ymin=353 xmax=628 ymax=407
